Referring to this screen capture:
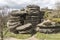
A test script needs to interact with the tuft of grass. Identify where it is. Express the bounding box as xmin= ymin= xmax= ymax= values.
xmin=51 ymin=18 xmax=60 ymax=22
